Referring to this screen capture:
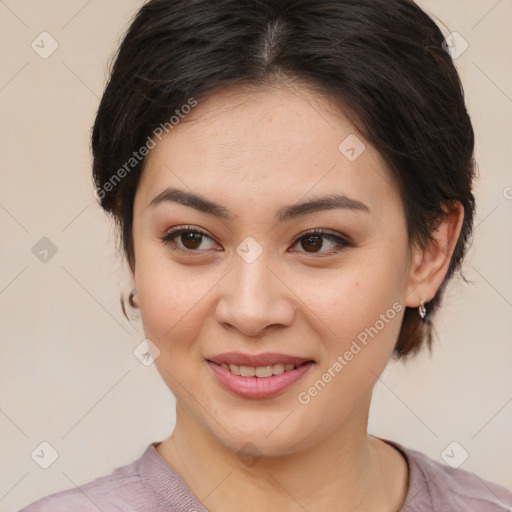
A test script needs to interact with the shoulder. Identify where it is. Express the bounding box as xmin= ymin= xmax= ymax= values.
xmin=387 ymin=440 xmax=512 ymax=511
xmin=18 ymin=445 xmax=157 ymax=512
